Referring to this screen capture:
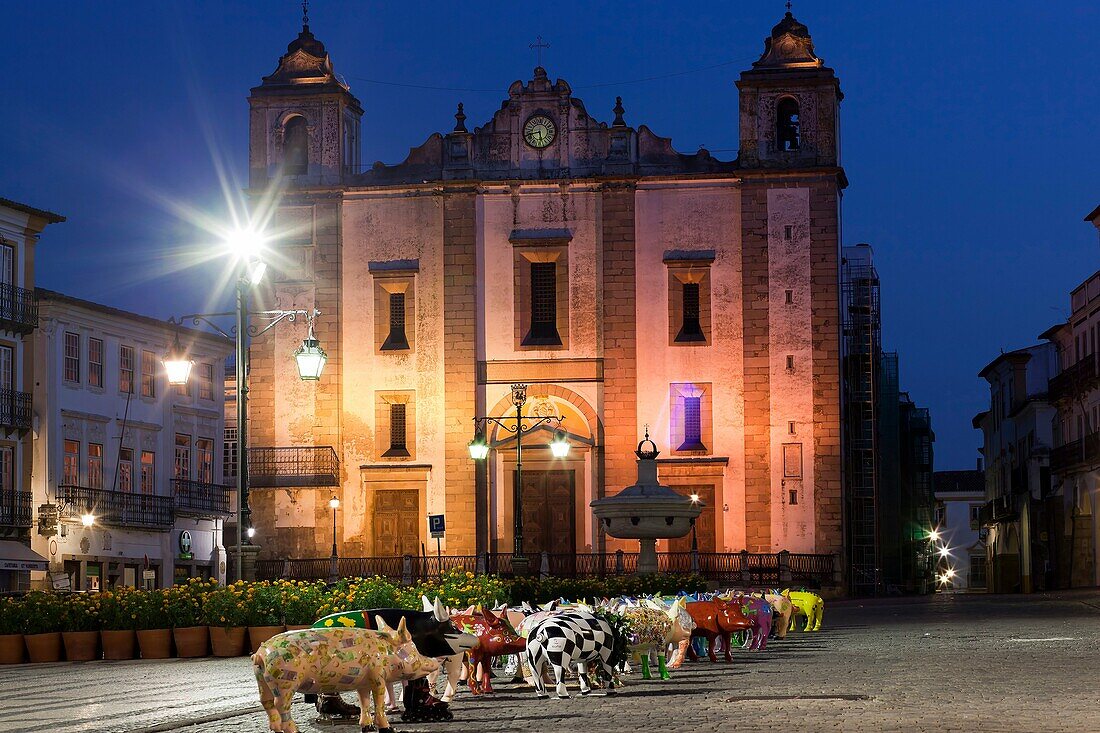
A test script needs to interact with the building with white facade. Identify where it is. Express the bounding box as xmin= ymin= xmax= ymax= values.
xmin=30 ymin=290 xmax=232 ymax=590
xmin=932 ymin=469 xmax=986 ymax=592
xmin=0 ymin=197 xmax=63 ymax=591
